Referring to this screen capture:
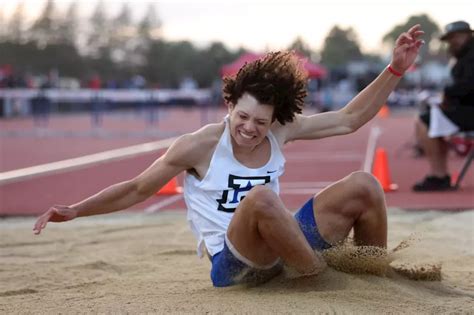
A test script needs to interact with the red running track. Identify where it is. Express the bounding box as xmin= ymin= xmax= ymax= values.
xmin=1 ymin=108 xmax=472 ymax=216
